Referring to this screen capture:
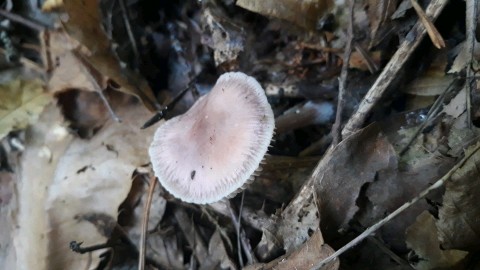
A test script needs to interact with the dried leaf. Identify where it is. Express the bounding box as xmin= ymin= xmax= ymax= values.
xmin=45 ymin=103 xmax=156 ymax=269
xmin=201 ymin=7 xmax=245 ymax=67
xmin=43 ymin=30 xmax=100 ymax=94
xmin=13 ymin=105 xmax=73 ymax=270
xmin=315 ymin=124 xmax=396 ymax=239
xmin=12 ymin=102 xmax=156 ymax=269
xmin=236 ymin=0 xmax=334 ymax=30
xmin=278 ymin=195 xmax=320 ymax=252
xmin=0 ymin=79 xmax=51 ymax=140
xmin=200 ymin=230 xmax=237 ymax=270
xmin=436 ymin=142 xmax=480 ymax=251
xmin=406 ymin=211 xmax=467 ymax=270
xmin=368 ymin=0 xmax=398 ymax=47
xmin=448 ymin=41 xmax=480 ymax=73
xmin=0 ymin=172 xmax=16 ymax=268
xmin=57 ymin=0 xmax=160 ymax=111
xmin=245 ymin=230 xmax=338 ymax=270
